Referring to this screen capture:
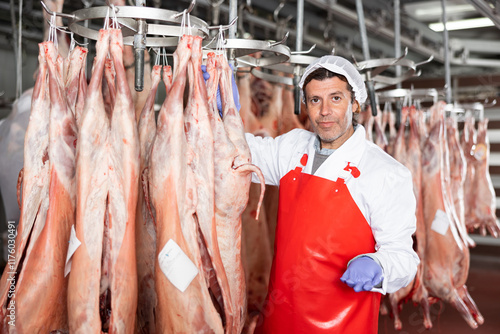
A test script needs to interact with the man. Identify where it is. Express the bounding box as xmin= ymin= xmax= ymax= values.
xmin=244 ymin=55 xmax=419 ymax=333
